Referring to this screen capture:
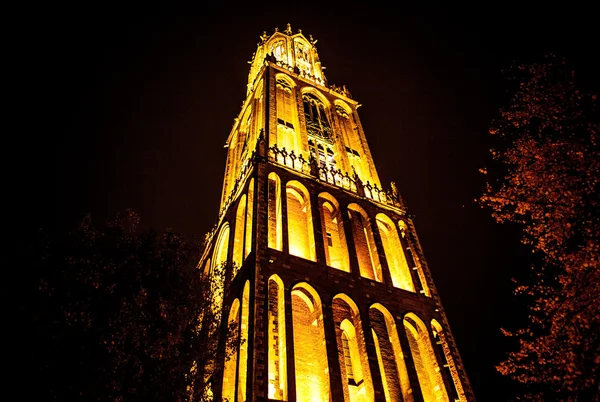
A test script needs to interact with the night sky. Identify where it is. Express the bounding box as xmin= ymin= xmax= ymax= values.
xmin=23 ymin=5 xmax=598 ymax=401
